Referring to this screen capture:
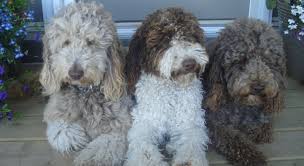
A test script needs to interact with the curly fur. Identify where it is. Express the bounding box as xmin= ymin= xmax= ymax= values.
xmin=204 ymin=18 xmax=286 ymax=166
xmin=125 ymin=8 xmax=209 ymax=166
xmin=125 ymin=8 xmax=206 ymax=94
xmin=40 ymin=2 xmax=132 ymax=166
xmin=40 ymin=1 xmax=125 ymax=101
